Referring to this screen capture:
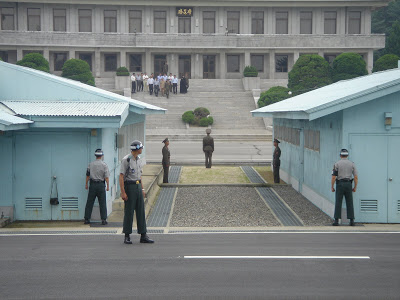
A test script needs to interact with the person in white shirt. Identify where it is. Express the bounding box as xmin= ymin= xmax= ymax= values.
xmin=147 ymin=75 xmax=154 ymax=95
xmin=172 ymin=75 xmax=178 ymax=94
xmin=130 ymin=73 xmax=136 ymax=94
xmin=143 ymin=73 xmax=149 ymax=92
